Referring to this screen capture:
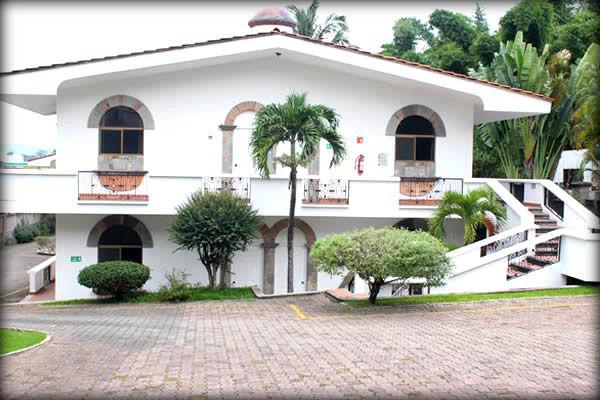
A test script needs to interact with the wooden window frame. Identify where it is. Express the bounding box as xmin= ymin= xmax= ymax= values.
xmin=99 ymin=127 xmax=144 ymax=155
xmin=98 ymin=244 xmax=143 ymax=263
xmin=394 ymin=133 xmax=435 ymax=162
